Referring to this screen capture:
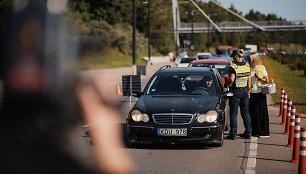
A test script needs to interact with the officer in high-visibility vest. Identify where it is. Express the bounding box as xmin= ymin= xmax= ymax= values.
xmin=225 ymin=49 xmax=252 ymax=140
